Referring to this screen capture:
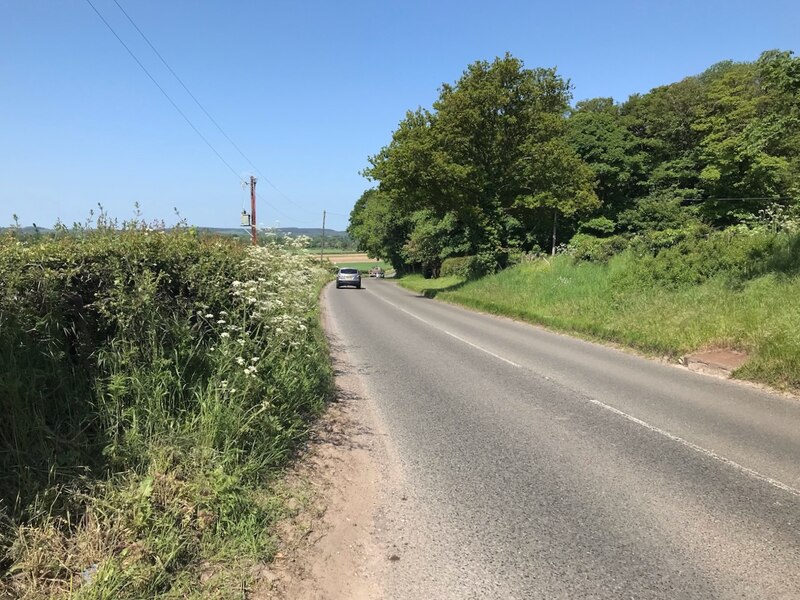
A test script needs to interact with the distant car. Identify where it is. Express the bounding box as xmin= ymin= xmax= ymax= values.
xmin=336 ymin=267 xmax=361 ymax=289
xmin=369 ymin=267 xmax=385 ymax=278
